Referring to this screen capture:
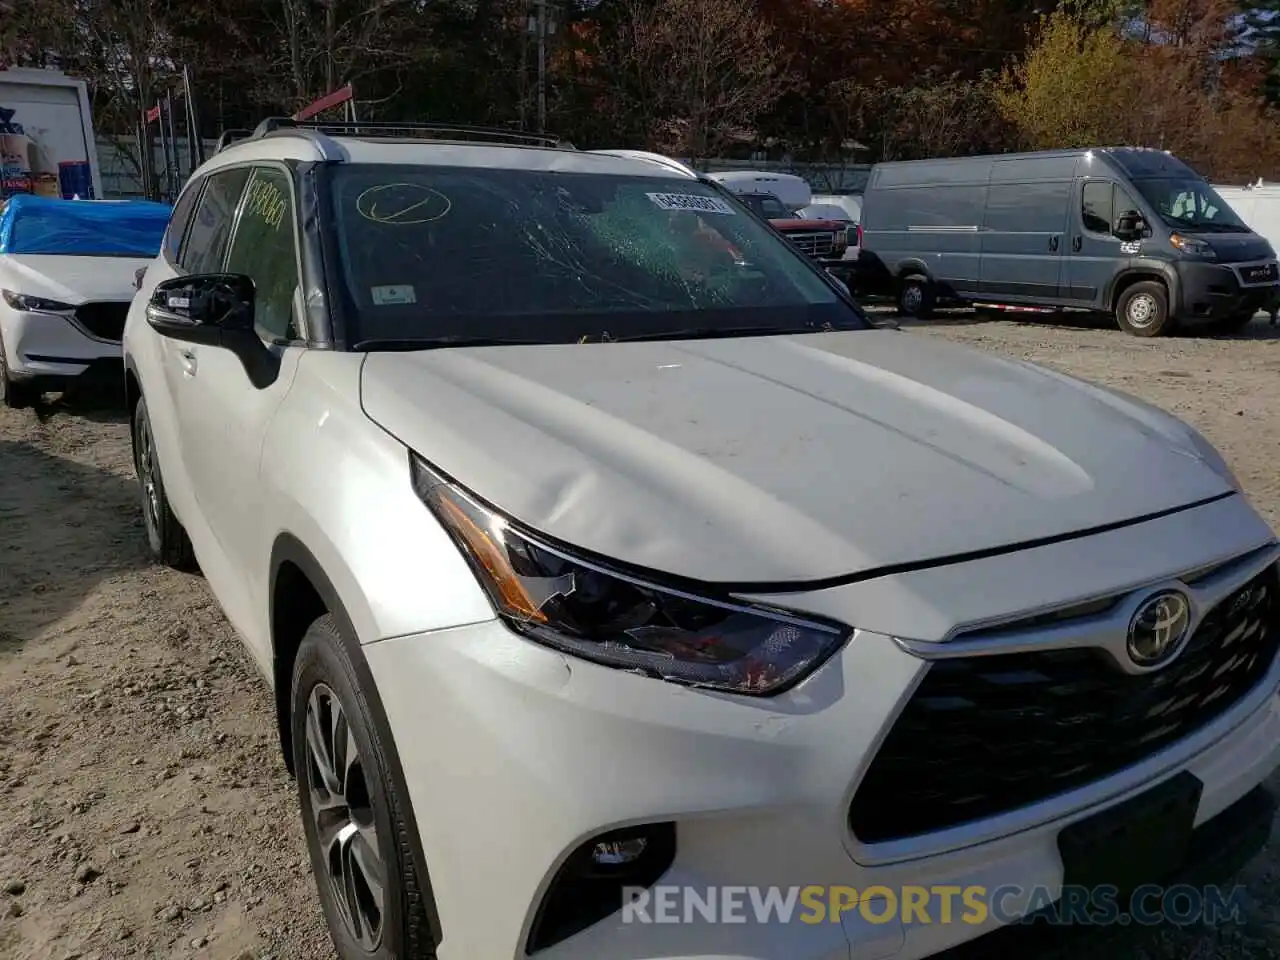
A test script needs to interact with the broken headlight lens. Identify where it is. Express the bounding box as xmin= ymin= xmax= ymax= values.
xmin=411 ymin=455 xmax=847 ymax=695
